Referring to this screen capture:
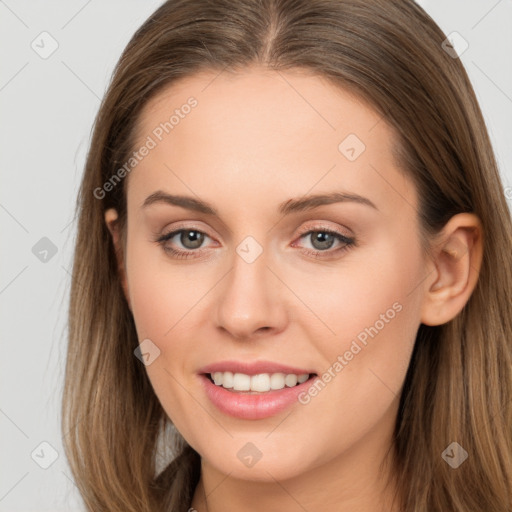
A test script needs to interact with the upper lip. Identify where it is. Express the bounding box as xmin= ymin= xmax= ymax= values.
xmin=199 ymin=360 xmax=316 ymax=376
